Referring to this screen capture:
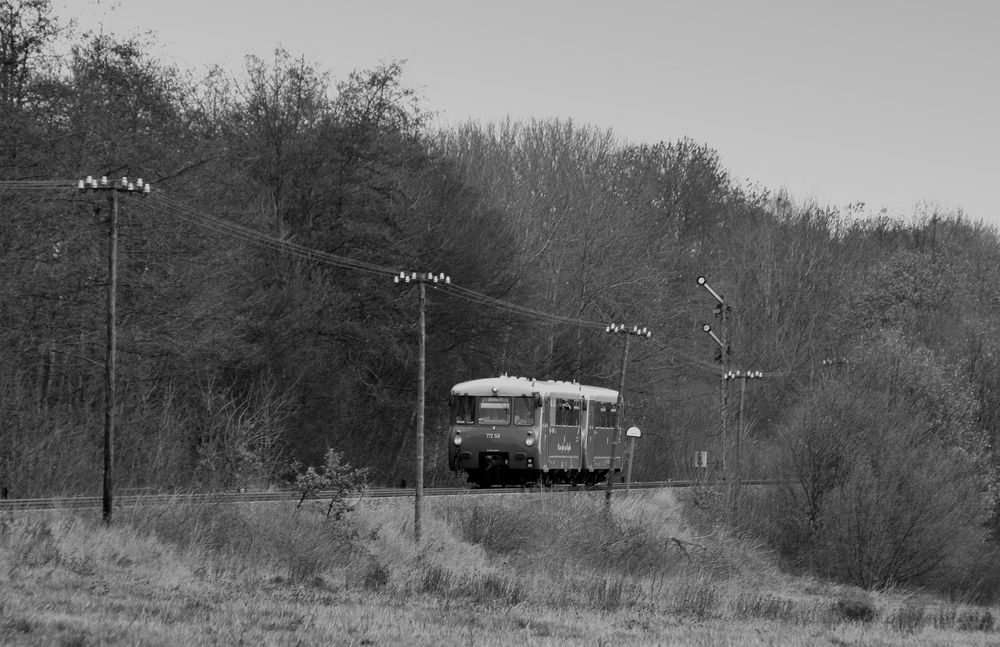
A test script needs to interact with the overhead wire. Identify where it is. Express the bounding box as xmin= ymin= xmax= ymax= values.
xmin=146 ymin=192 xmax=616 ymax=330
xmin=3 ymin=179 xmax=754 ymax=374
xmin=26 ymin=180 xmax=602 ymax=330
xmin=148 ymin=194 xmax=399 ymax=278
xmin=0 ymin=180 xmax=72 ymax=190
